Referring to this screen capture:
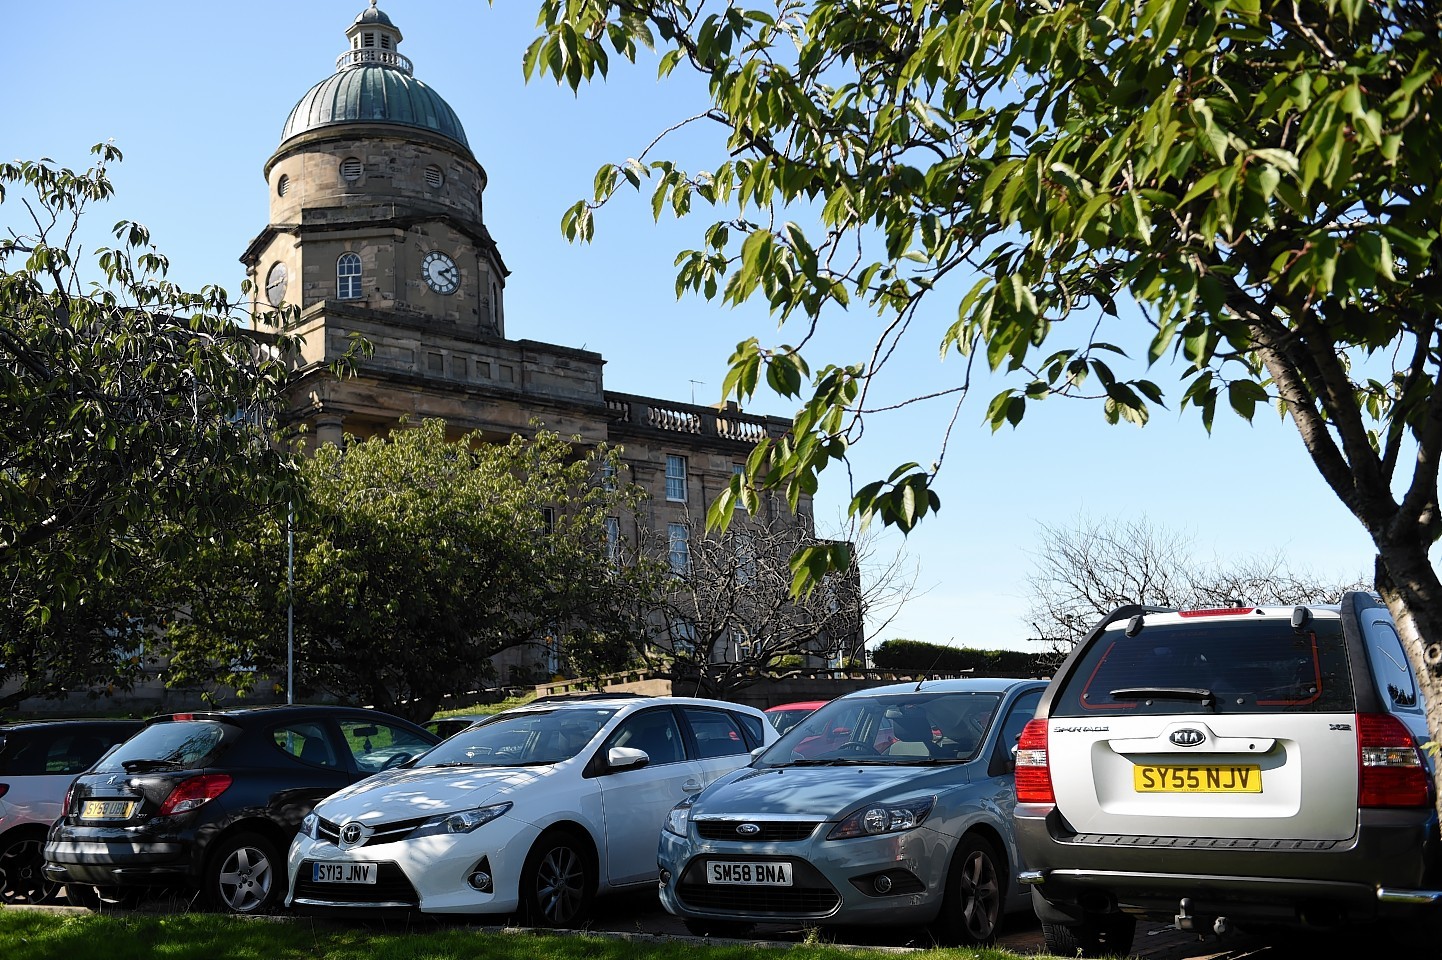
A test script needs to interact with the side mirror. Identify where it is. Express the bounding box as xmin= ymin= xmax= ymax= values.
xmin=607 ymin=746 xmax=649 ymax=771
xmin=750 ymin=745 xmax=767 ymax=759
